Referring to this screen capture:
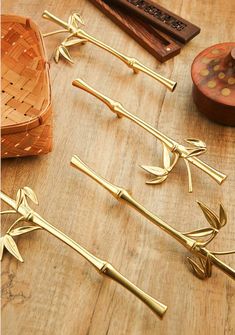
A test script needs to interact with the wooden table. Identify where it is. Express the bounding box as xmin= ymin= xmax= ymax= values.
xmin=1 ymin=1 xmax=235 ymax=334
